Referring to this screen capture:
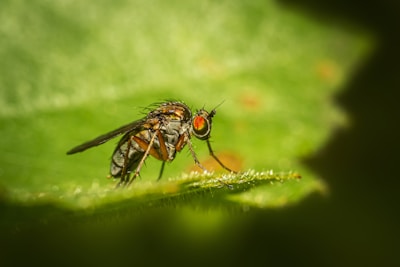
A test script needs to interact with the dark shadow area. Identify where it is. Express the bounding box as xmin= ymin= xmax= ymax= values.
xmin=261 ymin=0 xmax=400 ymax=265
xmin=1 ymin=1 xmax=399 ymax=266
